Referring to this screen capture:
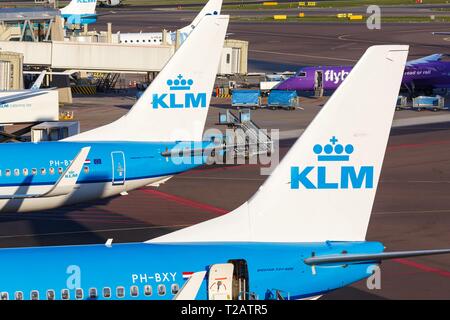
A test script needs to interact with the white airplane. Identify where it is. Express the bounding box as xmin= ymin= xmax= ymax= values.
xmin=99 ymin=0 xmax=122 ymax=7
xmin=1 ymin=45 xmax=450 ymax=300
xmin=0 ymin=14 xmax=228 ymax=213
xmin=117 ymin=0 xmax=222 ymax=46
